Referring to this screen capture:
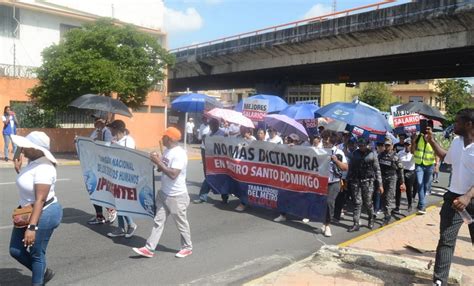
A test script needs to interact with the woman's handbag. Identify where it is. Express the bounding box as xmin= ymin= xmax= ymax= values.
xmin=12 ymin=205 xmax=33 ymax=228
